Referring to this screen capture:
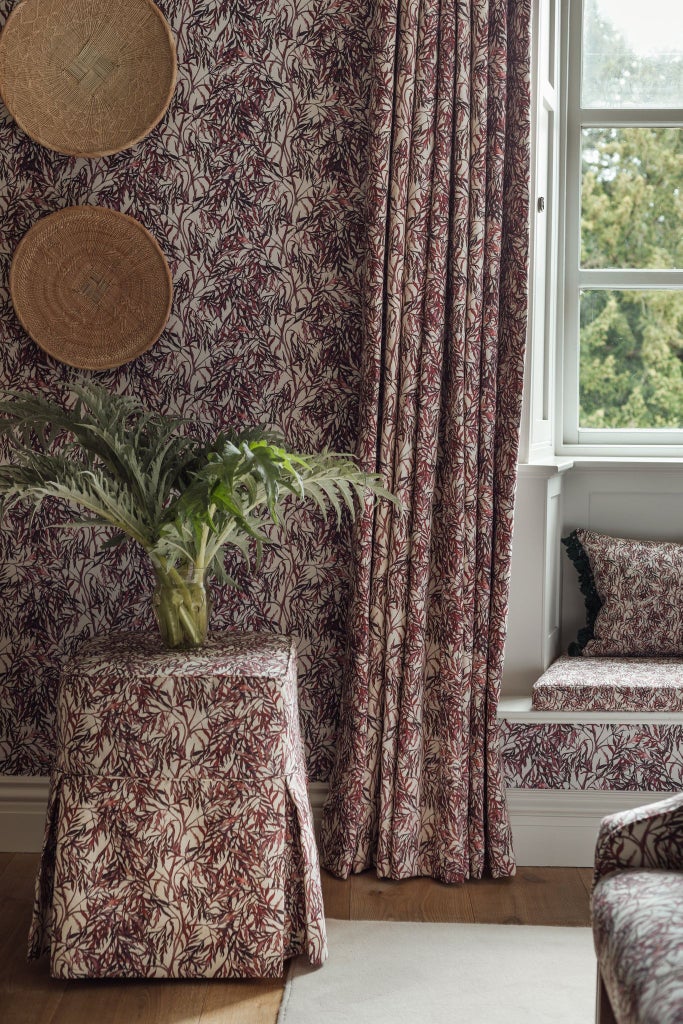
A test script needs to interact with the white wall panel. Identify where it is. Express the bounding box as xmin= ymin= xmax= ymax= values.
xmin=561 ymin=465 xmax=683 ymax=651
xmin=503 ymin=466 xmax=567 ymax=697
